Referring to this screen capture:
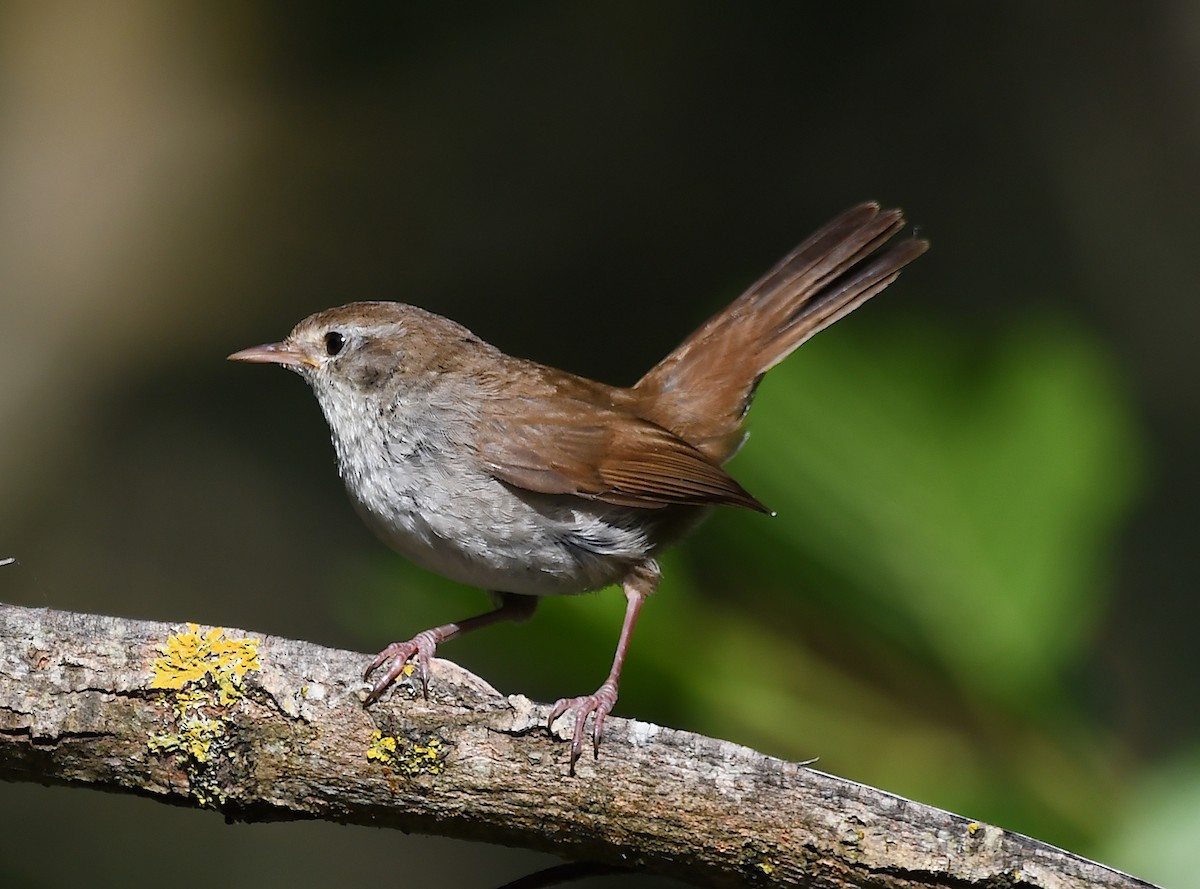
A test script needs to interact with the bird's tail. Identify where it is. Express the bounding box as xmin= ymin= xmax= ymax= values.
xmin=635 ymin=202 xmax=928 ymax=462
